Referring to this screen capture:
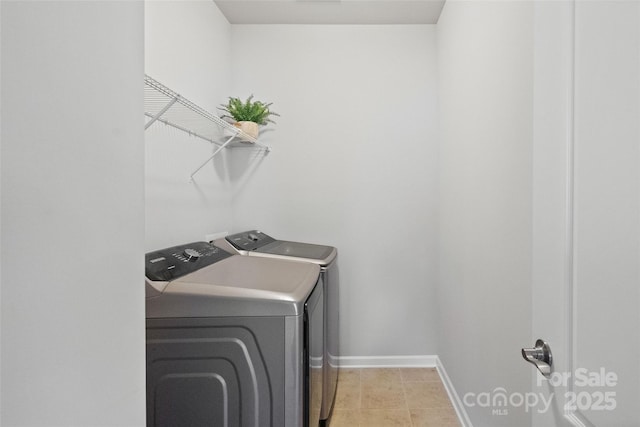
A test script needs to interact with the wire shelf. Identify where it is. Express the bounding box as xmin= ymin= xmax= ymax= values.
xmin=144 ymin=75 xmax=270 ymax=179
